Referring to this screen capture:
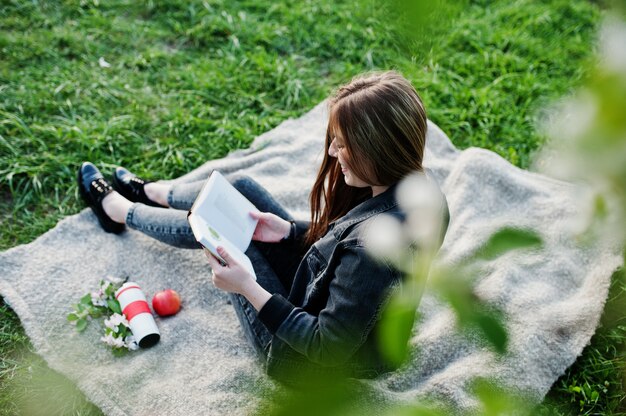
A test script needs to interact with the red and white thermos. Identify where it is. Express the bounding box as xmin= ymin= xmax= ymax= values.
xmin=115 ymin=282 xmax=160 ymax=348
